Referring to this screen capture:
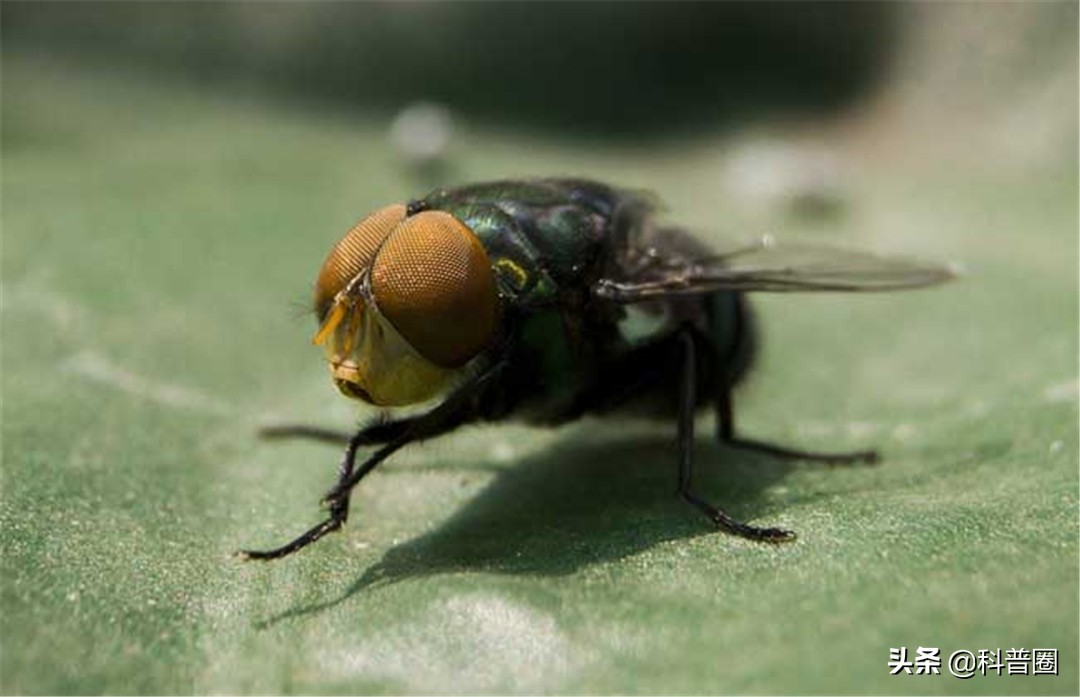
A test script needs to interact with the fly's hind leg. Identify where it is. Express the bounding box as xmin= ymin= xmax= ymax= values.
xmin=677 ymin=330 xmax=795 ymax=543
xmin=716 ymin=389 xmax=878 ymax=465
